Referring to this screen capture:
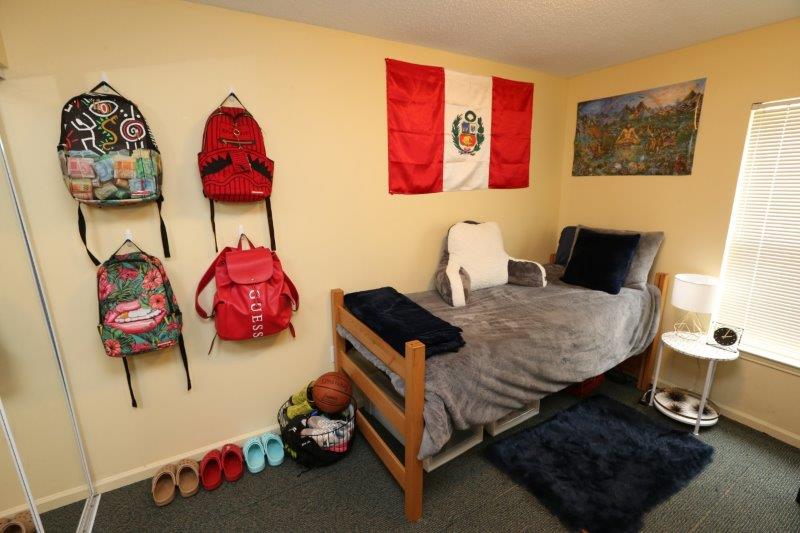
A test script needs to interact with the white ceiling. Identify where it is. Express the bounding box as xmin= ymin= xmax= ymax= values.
xmin=189 ymin=0 xmax=799 ymax=76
